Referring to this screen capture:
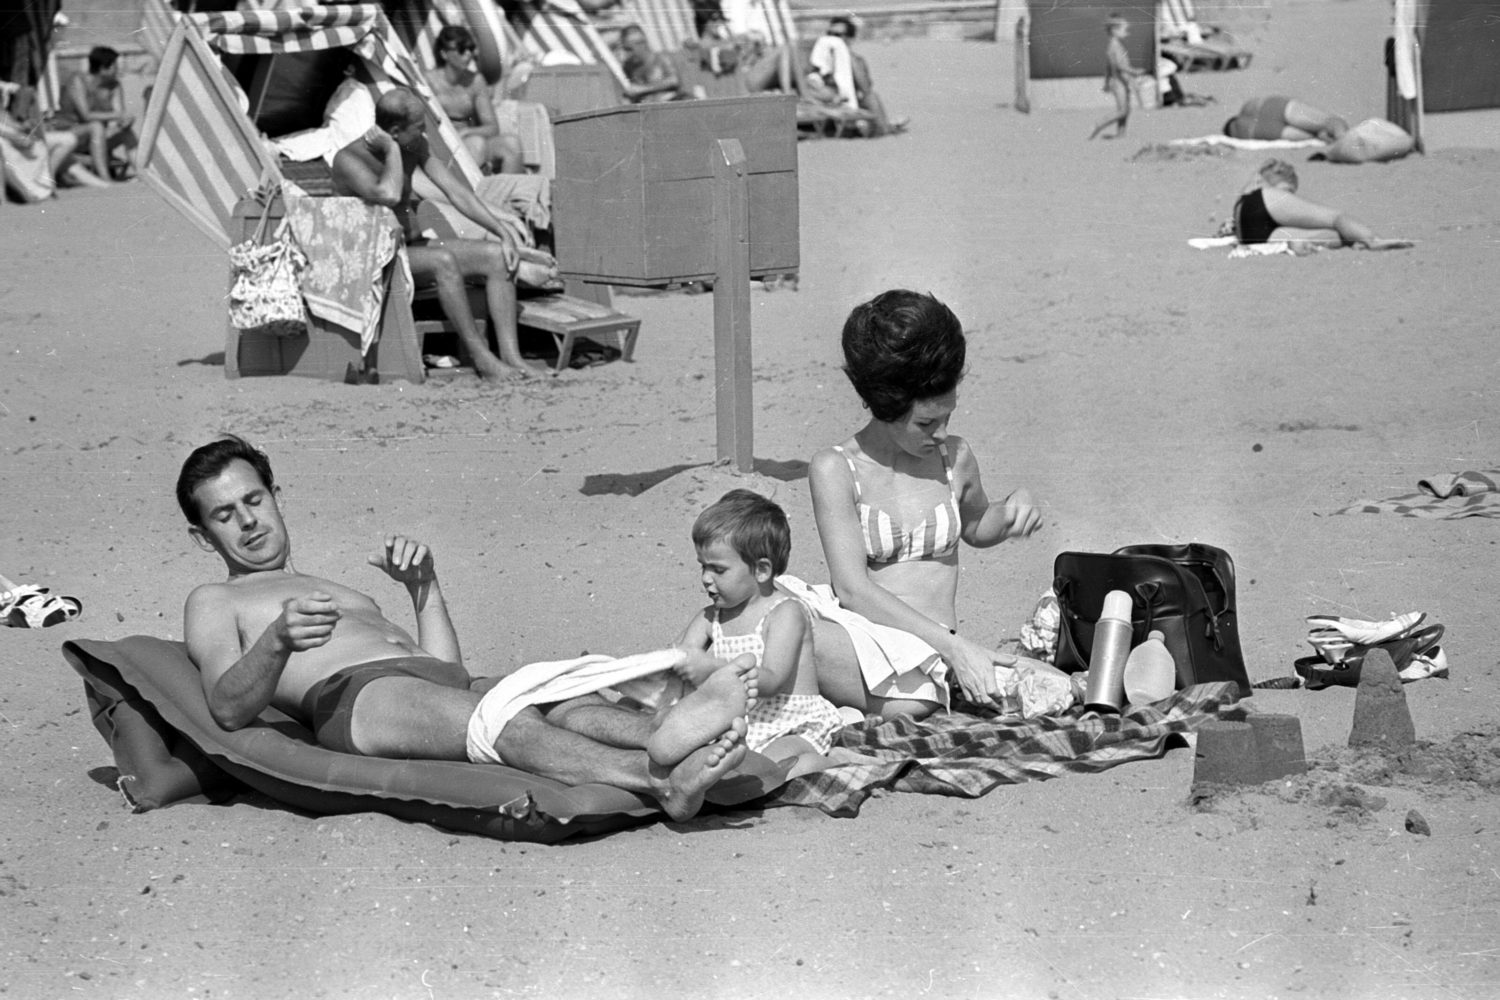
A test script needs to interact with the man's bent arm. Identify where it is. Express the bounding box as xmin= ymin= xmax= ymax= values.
xmin=411 ymin=577 xmax=463 ymax=669
xmin=332 ymin=130 xmax=405 ymax=207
